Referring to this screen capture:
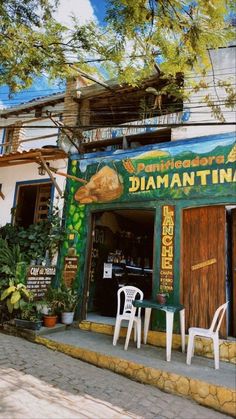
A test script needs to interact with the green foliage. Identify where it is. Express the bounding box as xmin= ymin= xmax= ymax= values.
xmin=43 ymin=285 xmax=79 ymax=315
xmin=0 ymin=0 xmax=71 ymax=93
xmin=20 ymin=300 xmax=42 ymax=321
xmin=0 ymin=238 xmax=27 ymax=281
xmin=44 ymin=285 xmax=79 ymax=314
xmin=0 ymin=207 xmax=66 ymax=261
xmin=59 ymin=287 xmax=79 ymax=312
xmin=0 ymin=279 xmax=32 ymax=314
xmin=1 ymin=0 xmax=235 ymax=119
xmin=0 ymin=239 xmax=28 ymax=323
xmin=0 ymin=0 xmax=58 ymax=27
